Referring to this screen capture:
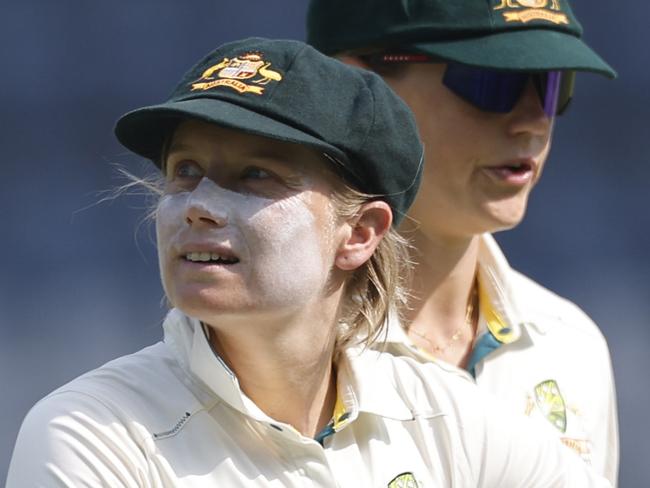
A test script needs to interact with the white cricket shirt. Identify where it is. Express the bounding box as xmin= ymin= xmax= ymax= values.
xmin=8 ymin=308 xmax=612 ymax=487
xmin=379 ymin=234 xmax=619 ymax=485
